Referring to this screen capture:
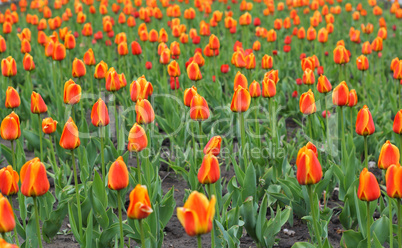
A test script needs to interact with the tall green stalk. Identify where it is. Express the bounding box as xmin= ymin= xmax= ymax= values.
xmin=197 ymin=235 xmax=202 ymax=248
xmin=137 ymin=152 xmax=141 ymax=184
xmin=207 ymin=184 xmax=215 ymax=248
xmin=367 ymin=201 xmax=371 ymax=248
xmin=139 ymin=219 xmax=145 ymax=248
xmin=49 ymin=135 xmax=58 ymax=174
xmin=10 ymin=140 xmax=15 ymax=170
xmin=398 ymin=200 xmax=402 ymax=248
xmin=307 ymin=185 xmax=322 ymax=248
xmin=71 ymin=150 xmax=83 ymax=240
xmin=340 ymin=107 xmax=346 ymax=160
xmin=34 ymin=197 xmax=43 ymax=248
xmin=240 ymin=112 xmax=247 ymax=169
xmin=389 ymin=196 xmax=393 ymax=248
xmin=324 ymin=95 xmax=331 ymax=158
xmin=117 ymin=191 xmax=124 ymax=248
xmin=38 ymin=114 xmax=43 ymax=161
xmin=100 ymin=127 xmax=105 ymax=184
xmin=364 ymin=136 xmax=368 ymax=168
xmin=9 ymin=197 xmax=19 ymax=246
